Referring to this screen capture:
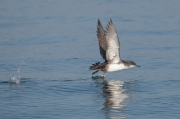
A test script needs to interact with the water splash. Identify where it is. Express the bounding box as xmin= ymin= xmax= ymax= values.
xmin=9 ymin=74 xmax=20 ymax=84
xmin=92 ymin=74 xmax=105 ymax=79
xmin=9 ymin=56 xmax=24 ymax=84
